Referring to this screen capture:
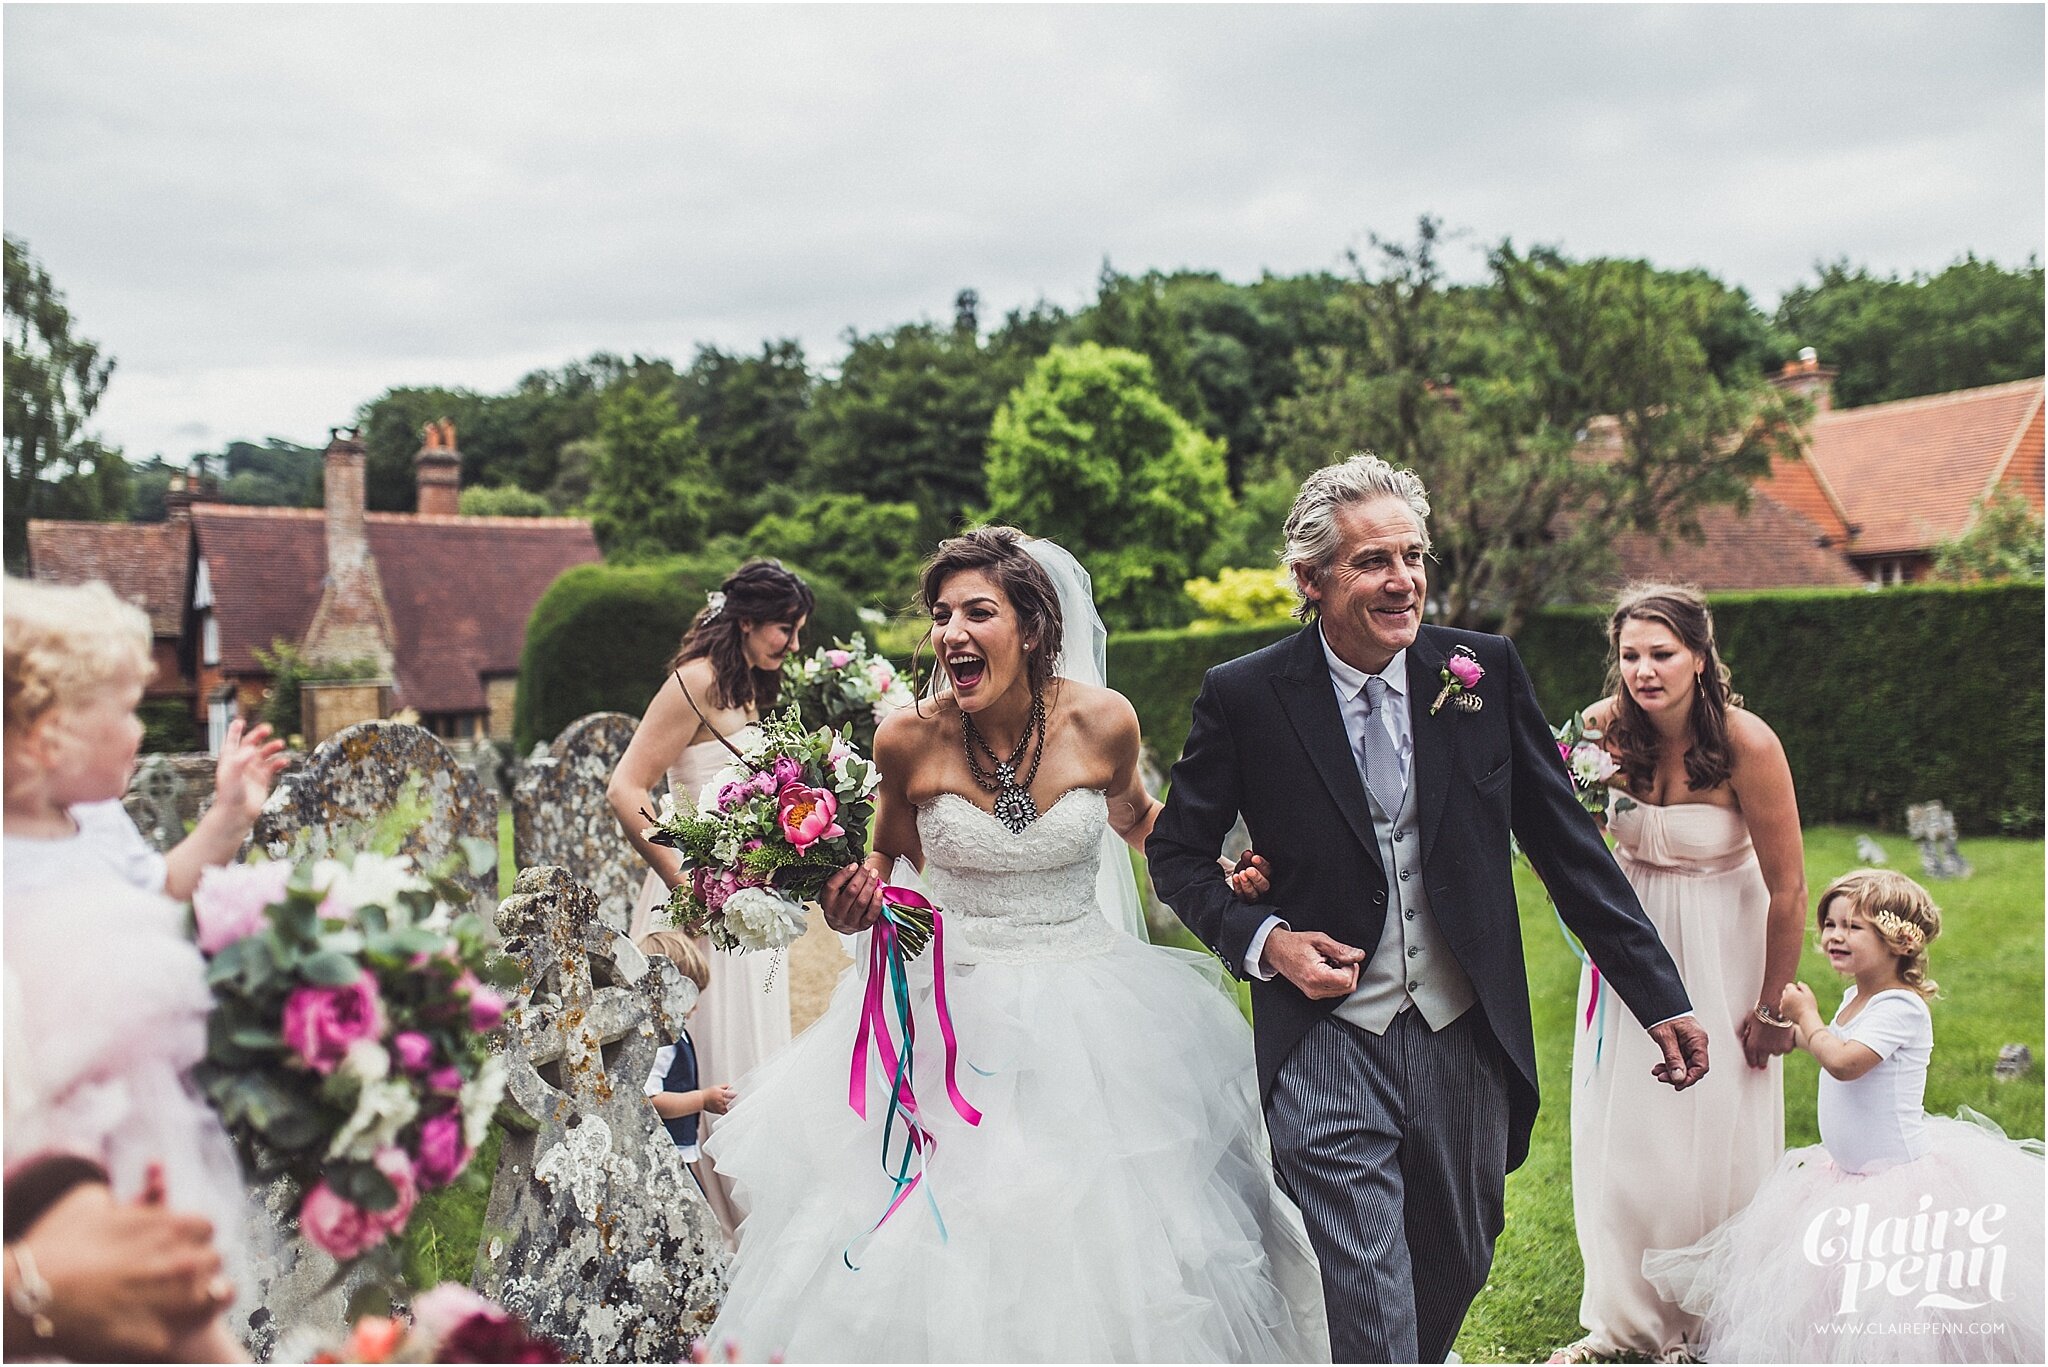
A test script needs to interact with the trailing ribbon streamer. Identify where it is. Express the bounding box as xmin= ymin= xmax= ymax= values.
xmin=843 ymin=886 xmax=981 ymax=1269
xmin=1555 ymin=906 xmax=1608 ymax=1074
